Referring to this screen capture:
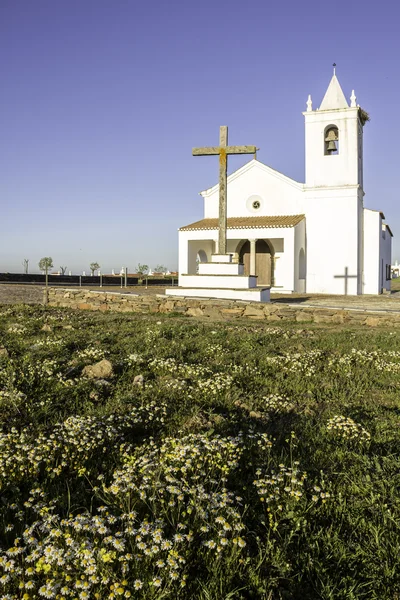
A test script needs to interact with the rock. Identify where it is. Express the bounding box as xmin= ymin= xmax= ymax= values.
xmin=220 ymin=308 xmax=243 ymax=317
xmin=249 ymin=410 xmax=263 ymax=419
xmin=133 ymin=374 xmax=144 ymax=387
xmin=313 ymin=314 xmax=333 ymax=324
xmin=243 ymin=305 xmax=265 ymax=318
xmin=365 ymin=316 xmax=380 ymax=327
xmin=266 ymin=313 xmax=281 ymax=321
xmin=159 ymin=300 xmax=176 ymax=313
xmin=295 ymin=312 xmax=313 ymax=322
xmin=63 ymin=325 xmax=74 ymax=330
xmin=202 ymin=307 xmax=223 ymax=319
xmin=82 ymin=359 xmax=114 ymax=380
xmin=0 ymin=347 xmax=9 ymax=358
xmin=41 ymin=324 xmax=52 ymax=332
xmin=331 ymin=313 xmax=346 ymax=324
